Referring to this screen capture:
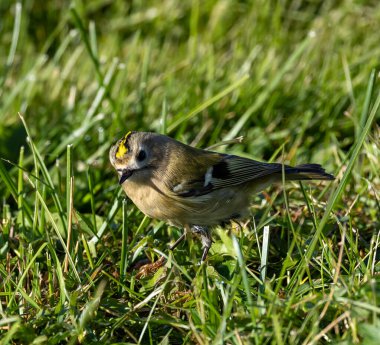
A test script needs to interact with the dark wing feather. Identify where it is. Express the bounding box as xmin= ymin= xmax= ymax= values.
xmin=210 ymin=155 xmax=283 ymax=189
xmin=210 ymin=156 xmax=334 ymax=187
xmin=168 ymin=151 xmax=334 ymax=198
xmin=171 ymin=154 xmax=283 ymax=197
